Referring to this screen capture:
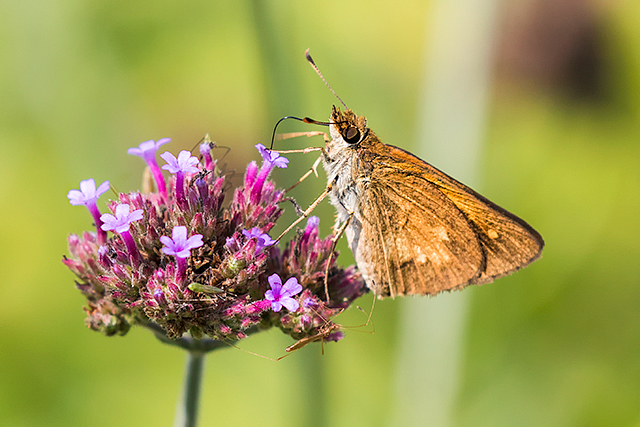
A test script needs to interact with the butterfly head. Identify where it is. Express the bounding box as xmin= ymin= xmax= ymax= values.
xmin=329 ymin=106 xmax=370 ymax=150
